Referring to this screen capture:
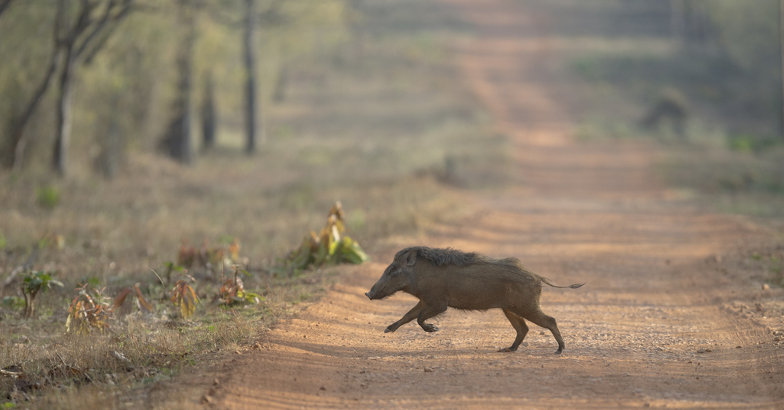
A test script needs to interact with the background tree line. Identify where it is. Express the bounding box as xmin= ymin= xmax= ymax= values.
xmin=665 ymin=0 xmax=782 ymax=142
xmin=0 ymin=0 xmax=347 ymax=177
xmin=2 ymin=0 xmax=783 ymax=180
